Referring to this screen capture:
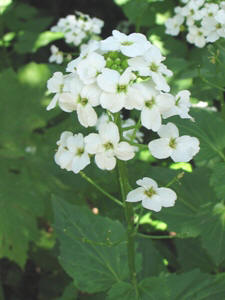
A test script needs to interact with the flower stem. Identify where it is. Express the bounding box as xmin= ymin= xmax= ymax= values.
xmin=115 ymin=113 xmax=139 ymax=299
xmin=79 ymin=171 xmax=123 ymax=207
